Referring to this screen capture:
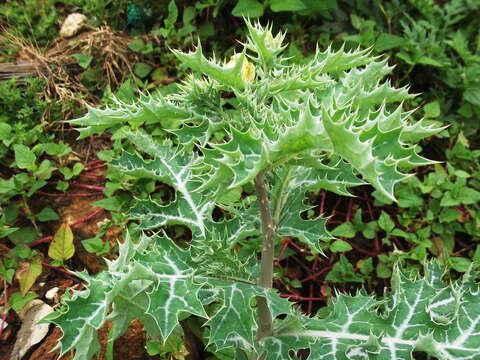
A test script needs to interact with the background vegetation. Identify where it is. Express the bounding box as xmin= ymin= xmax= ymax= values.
xmin=0 ymin=0 xmax=479 ymax=358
